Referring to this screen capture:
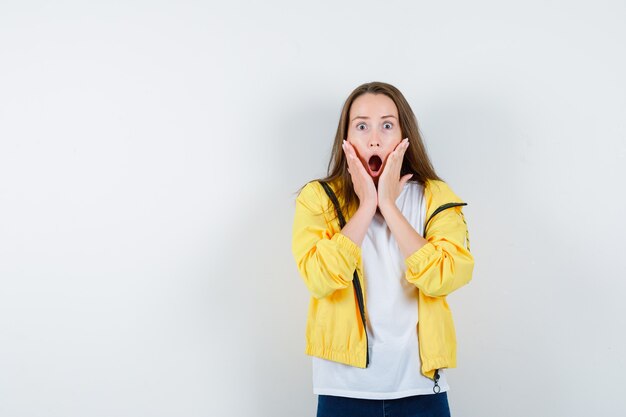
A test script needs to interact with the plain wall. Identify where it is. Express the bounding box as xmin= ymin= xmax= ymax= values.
xmin=1 ymin=1 xmax=625 ymax=416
